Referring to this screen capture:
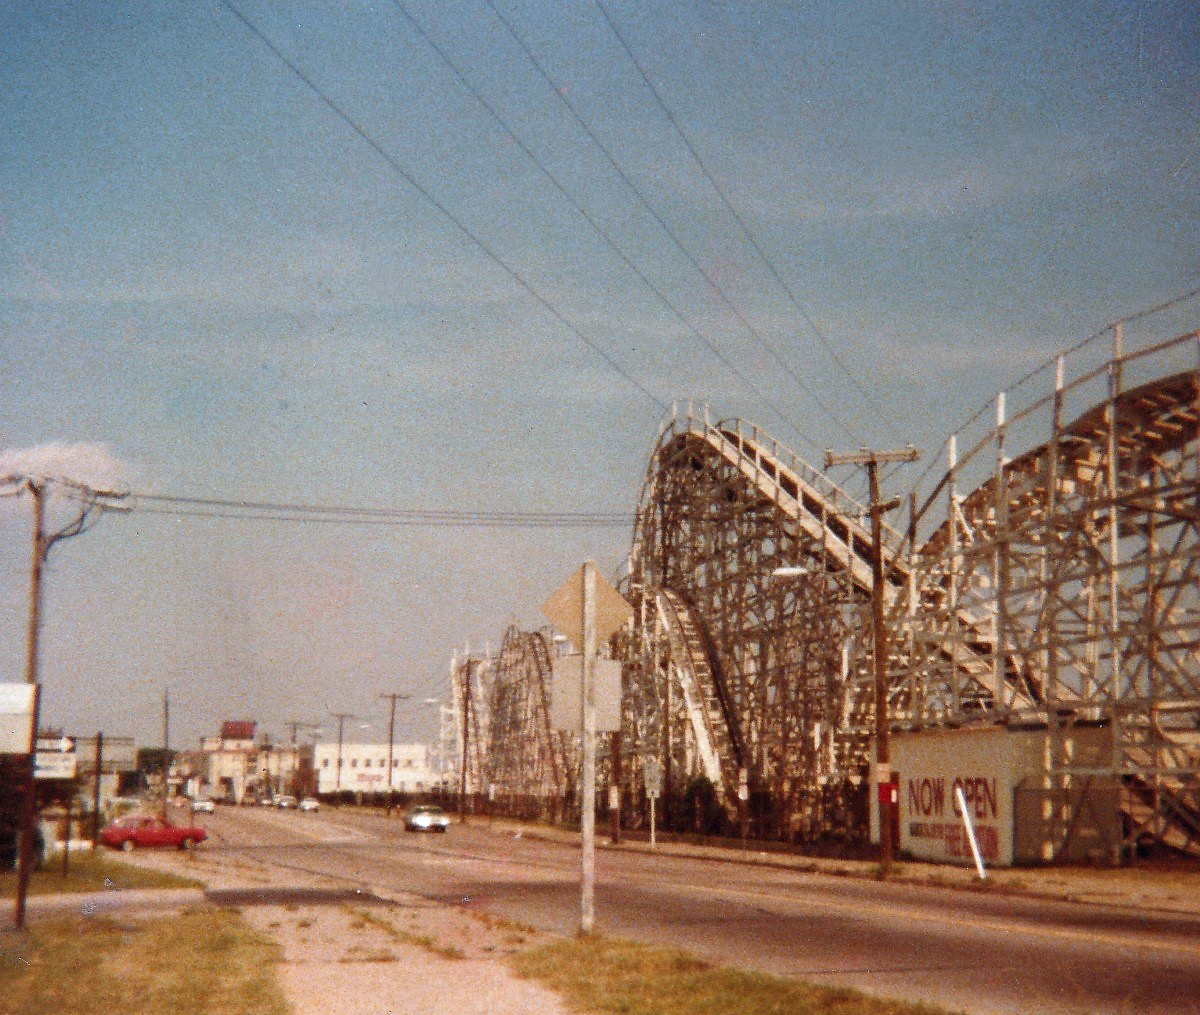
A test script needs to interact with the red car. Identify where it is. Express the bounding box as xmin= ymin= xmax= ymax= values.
xmin=100 ymin=814 xmax=207 ymax=851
